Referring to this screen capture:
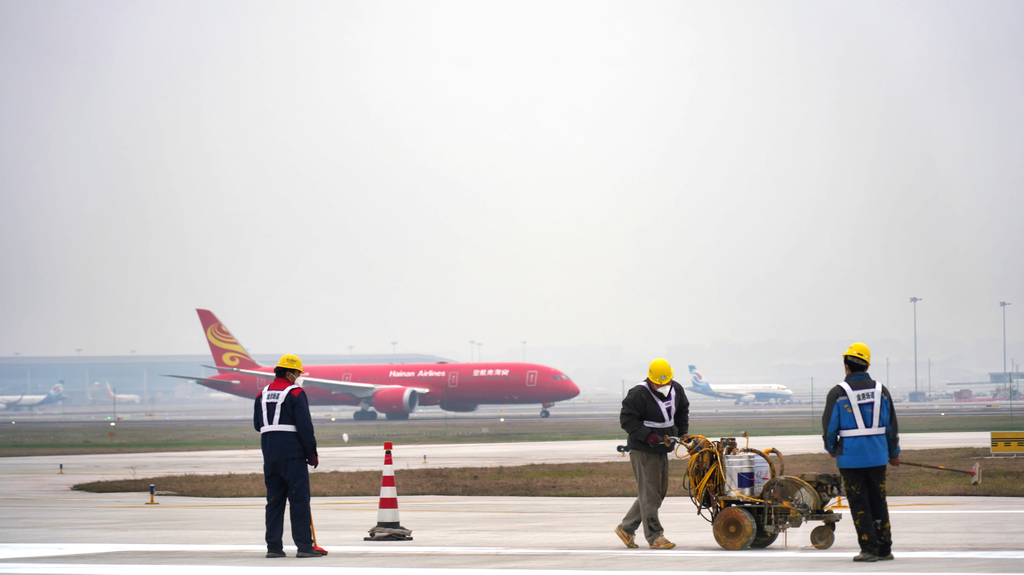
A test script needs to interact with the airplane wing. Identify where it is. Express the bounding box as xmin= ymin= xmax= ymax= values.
xmin=161 ymin=374 xmax=242 ymax=385
xmin=203 ymin=365 xmax=430 ymax=397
